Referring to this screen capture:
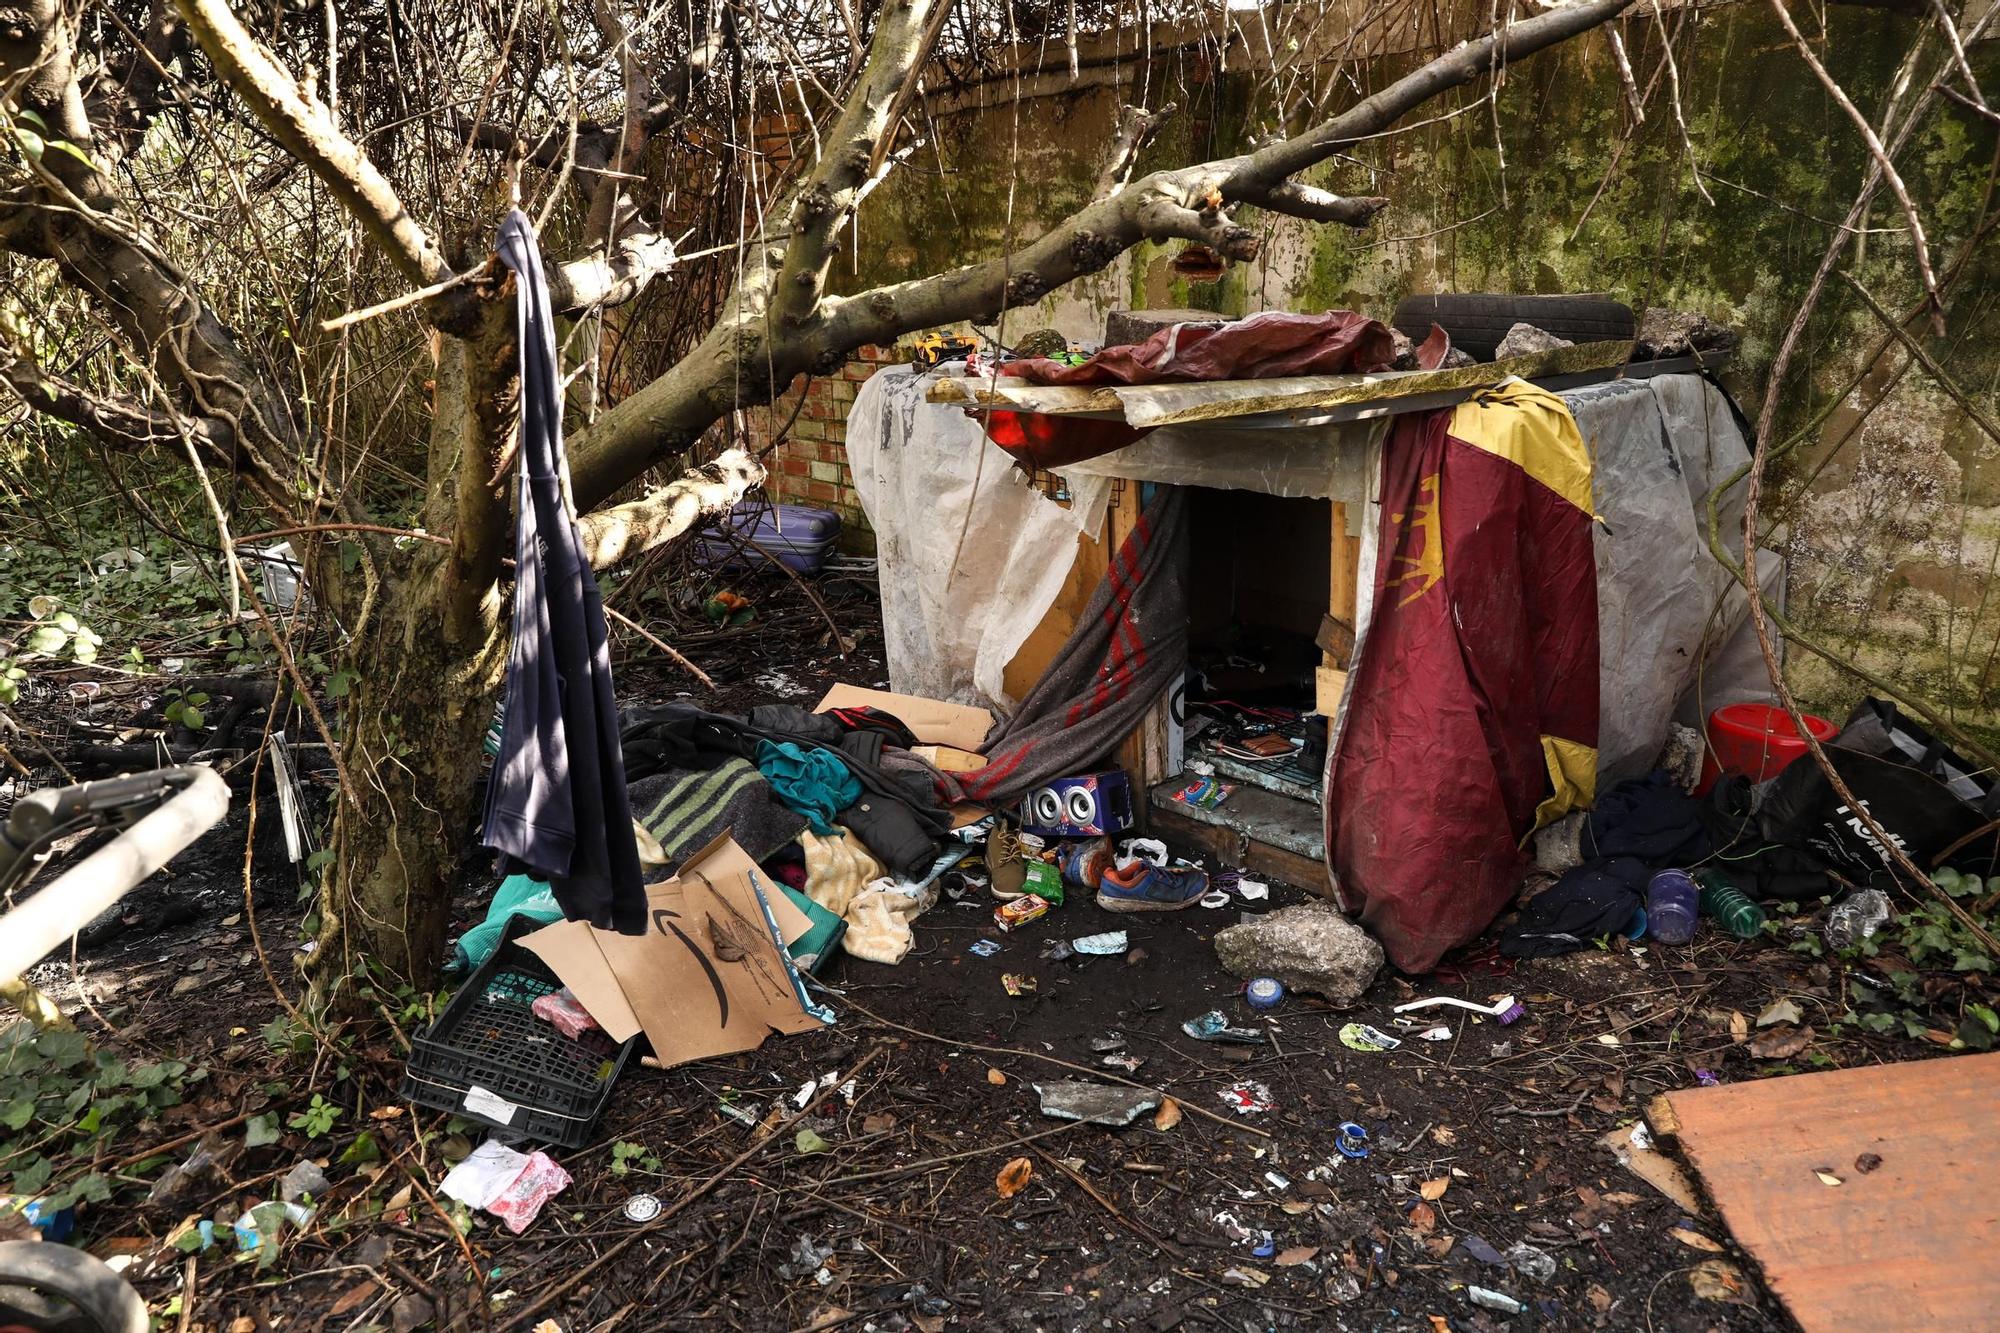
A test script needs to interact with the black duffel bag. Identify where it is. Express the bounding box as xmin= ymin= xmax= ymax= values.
xmin=1758 ymin=698 xmax=2000 ymax=880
